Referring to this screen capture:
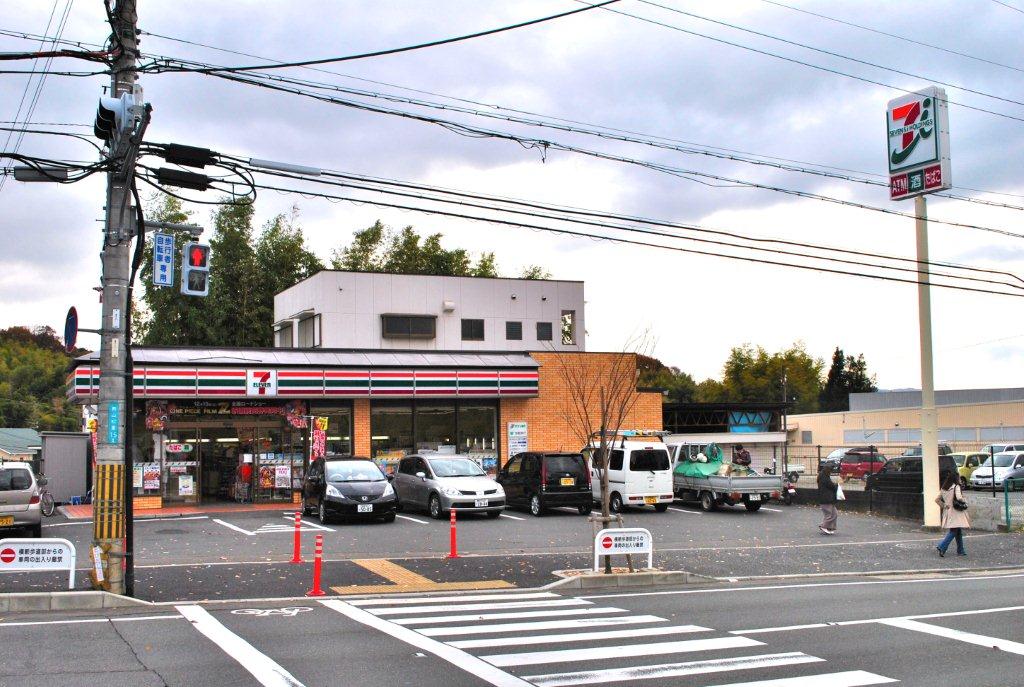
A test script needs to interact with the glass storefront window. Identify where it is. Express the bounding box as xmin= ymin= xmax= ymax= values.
xmin=416 ymin=404 xmax=456 ymax=452
xmin=371 ymin=403 xmax=413 ymax=463
xmin=458 ymin=404 xmax=498 ymax=474
xmin=310 ymin=404 xmax=353 ymax=456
